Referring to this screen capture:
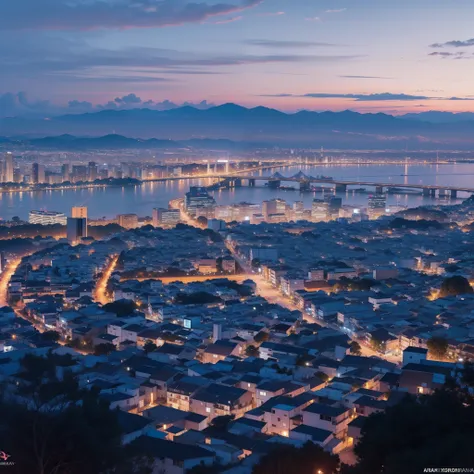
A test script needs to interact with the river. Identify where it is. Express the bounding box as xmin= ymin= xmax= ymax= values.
xmin=1 ymin=163 xmax=473 ymax=220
